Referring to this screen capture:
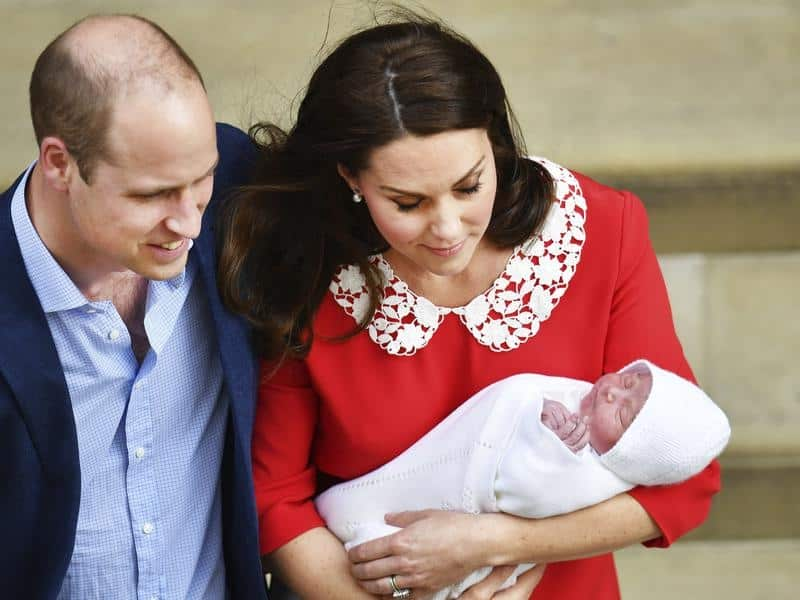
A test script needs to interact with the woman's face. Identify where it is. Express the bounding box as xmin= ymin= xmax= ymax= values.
xmin=340 ymin=129 xmax=498 ymax=282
